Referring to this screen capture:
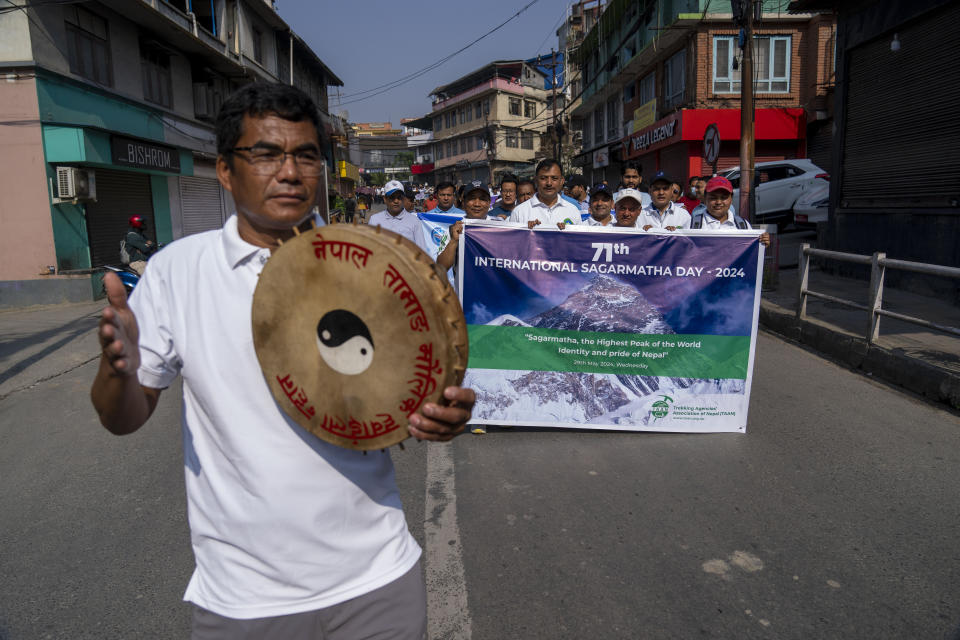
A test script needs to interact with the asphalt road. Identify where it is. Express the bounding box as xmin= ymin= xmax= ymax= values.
xmin=1 ymin=331 xmax=958 ymax=639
